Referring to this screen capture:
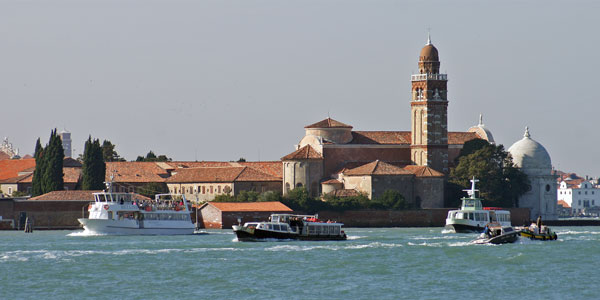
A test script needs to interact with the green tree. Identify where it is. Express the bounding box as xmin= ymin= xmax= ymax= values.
xmin=31 ymin=138 xmax=44 ymax=196
xmin=136 ymin=151 xmax=171 ymax=162
xmin=42 ymin=129 xmax=65 ymax=193
xmin=32 ymin=129 xmax=64 ymax=196
xmin=449 ymin=141 xmax=529 ymax=208
xmin=101 ymin=140 xmax=125 ymax=162
xmin=81 ymin=136 xmax=106 ymax=190
xmin=372 ymin=190 xmax=410 ymax=210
